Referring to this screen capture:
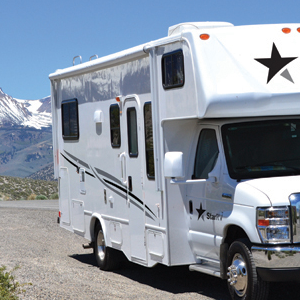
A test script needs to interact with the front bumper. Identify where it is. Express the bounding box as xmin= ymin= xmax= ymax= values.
xmin=252 ymin=245 xmax=300 ymax=281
